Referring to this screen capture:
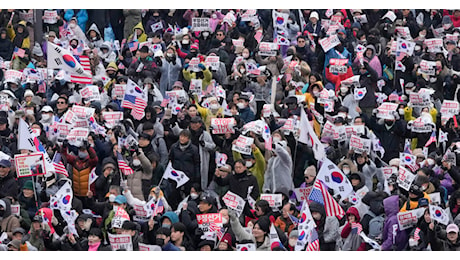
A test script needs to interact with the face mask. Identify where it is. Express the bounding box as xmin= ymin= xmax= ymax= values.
xmin=162 ymin=224 xmax=171 ymax=229
xmin=26 ymin=109 xmax=34 ymax=115
xmin=156 ymin=238 xmax=165 ymax=246
xmin=340 ymin=87 xmax=348 ymax=93
xmin=166 ymin=53 xmax=173 ymax=58
xmin=343 ymin=168 xmax=350 ymax=174
xmin=289 ymin=238 xmax=297 ymax=247
xmin=443 ymin=24 xmax=452 ymax=30
xmin=427 ymin=158 xmax=435 ymax=166
xmin=182 ymin=39 xmax=189 ymax=45
xmin=245 ymin=161 xmax=253 ymax=168
xmin=398 ymin=109 xmax=405 ymax=116
xmin=190 ymin=193 xmax=199 ymax=200
xmin=210 ymin=104 xmax=219 ymax=110
xmin=430 ymin=77 xmax=437 ymax=83
xmin=202 ymin=32 xmax=209 ymax=37
xmin=406 ymin=90 xmax=412 ymax=95
xmin=222 ymin=218 xmax=228 ymax=225
xmin=92 ymin=37 xmax=97 ymax=41
xmin=312 ymin=91 xmax=319 ymax=97
xmin=133 ymin=159 xmax=141 ymax=167
xmin=338 ymin=112 xmax=347 ymax=119
xmin=212 ymin=14 xmax=217 ymax=19
xmin=273 ymin=136 xmax=281 ymax=143
xmin=239 ymin=68 xmax=246 ymax=74
xmin=242 ymin=53 xmax=249 ymax=59
xmin=78 ymin=151 xmax=88 ymax=159
xmin=237 ymin=103 xmax=245 ymax=109
xmin=71 ymin=44 xmax=78 ymax=49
